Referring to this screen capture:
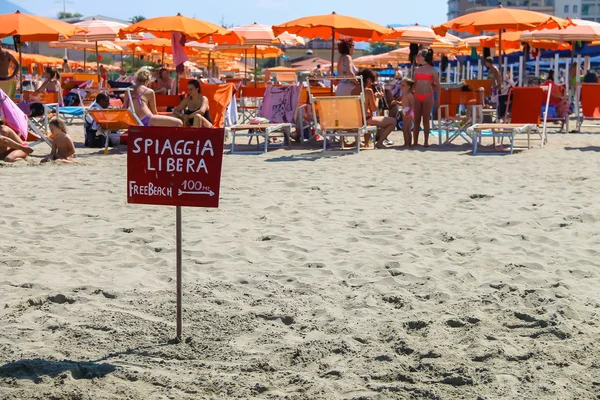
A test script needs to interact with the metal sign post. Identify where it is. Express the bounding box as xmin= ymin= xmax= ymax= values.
xmin=127 ymin=127 xmax=225 ymax=341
